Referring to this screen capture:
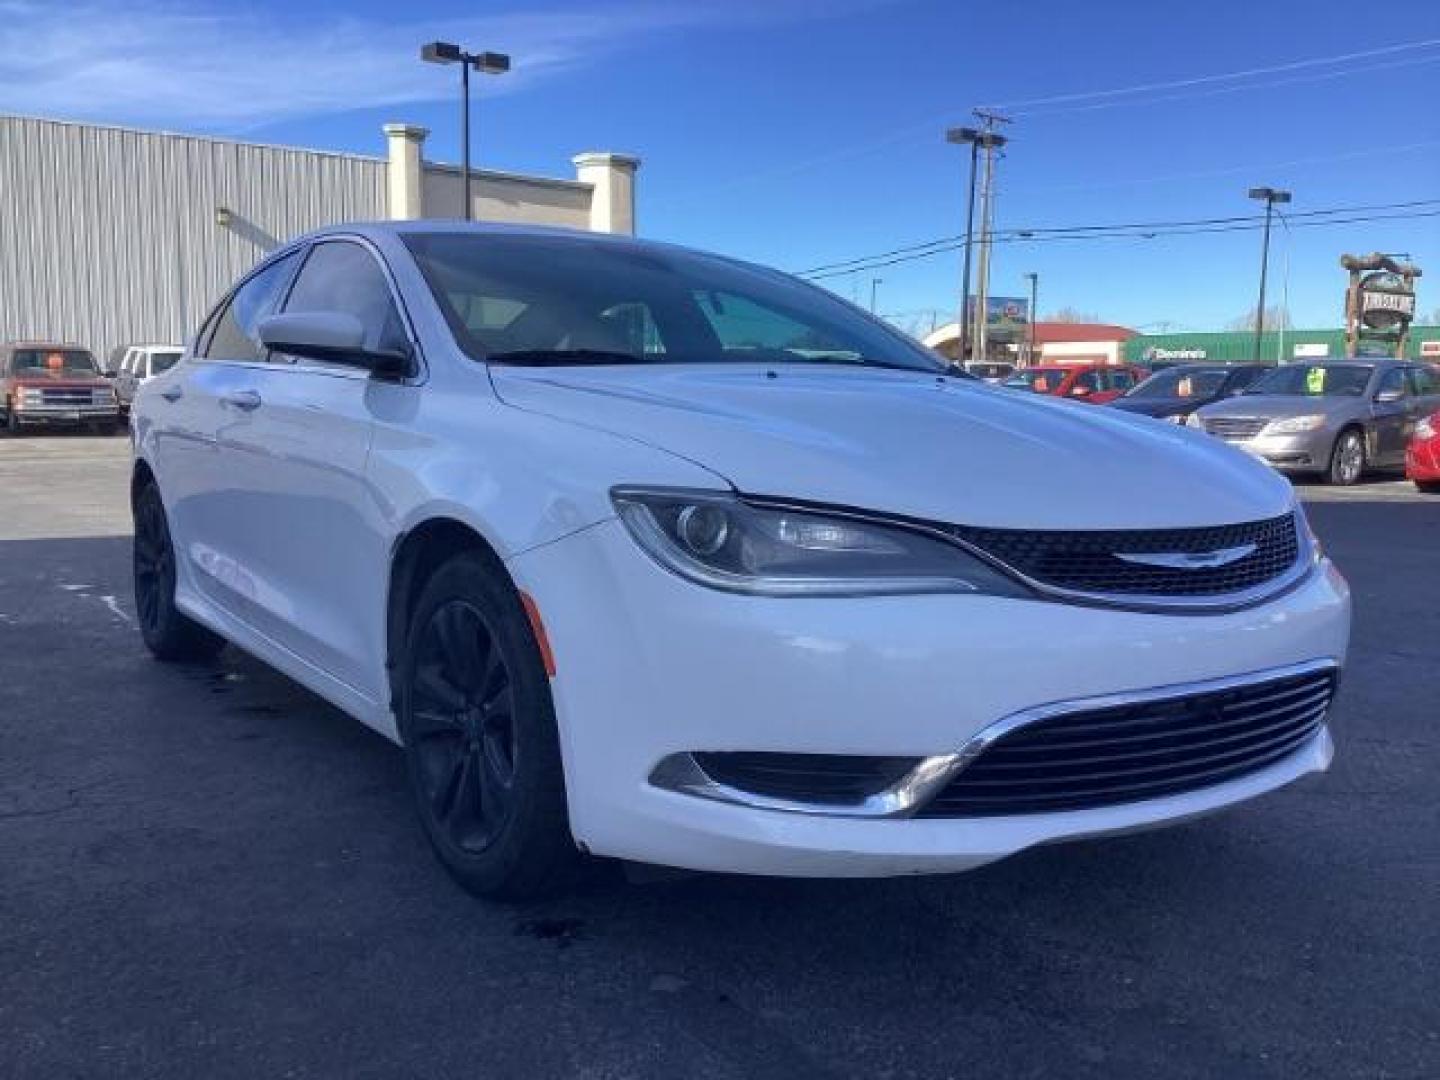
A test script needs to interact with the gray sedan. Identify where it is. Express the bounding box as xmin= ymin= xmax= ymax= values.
xmin=1189 ymin=360 xmax=1440 ymax=485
